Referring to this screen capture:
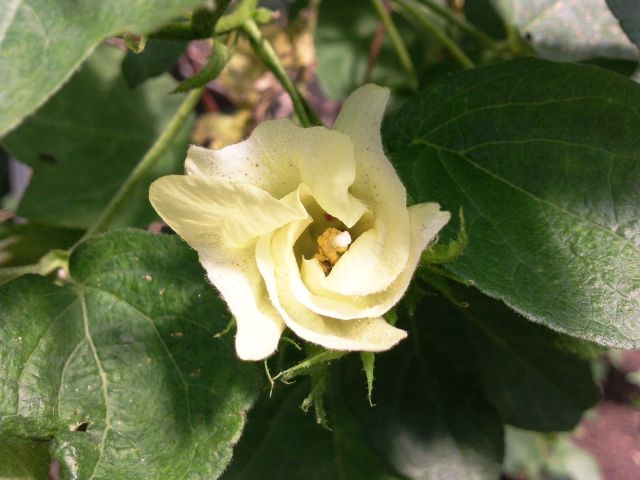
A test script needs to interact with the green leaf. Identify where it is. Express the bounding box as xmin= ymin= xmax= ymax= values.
xmin=360 ymin=351 xmax=375 ymax=405
xmin=2 ymin=45 xmax=192 ymax=229
xmin=221 ymin=382 xmax=402 ymax=480
xmin=300 ymin=362 xmax=330 ymax=427
xmin=420 ymin=283 xmax=598 ymax=431
xmin=122 ymin=39 xmax=188 ymax=88
xmin=345 ymin=304 xmax=505 ymax=480
xmin=463 ymin=0 xmax=507 ymax=41
xmin=0 ymin=0 xmax=206 ymax=137
xmin=385 ymin=59 xmax=640 ymax=349
xmin=490 ymin=0 xmax=638 ymax=60
xmin=606 ymin=0 xmax=640 ymax=49
xmin=0 ymin=437 xmax=50 ymax=479
xmin=0 ymin=230 xmax=261 ymax=479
